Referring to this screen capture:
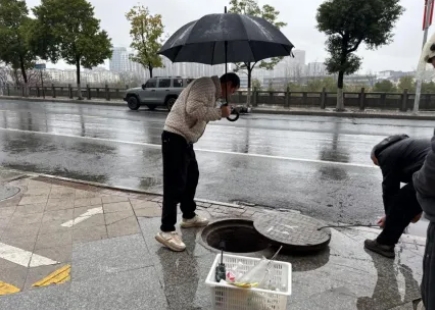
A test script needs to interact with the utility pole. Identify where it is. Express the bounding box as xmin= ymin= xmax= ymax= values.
xmin=414 ymin=0 xmax=434 ymax=113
